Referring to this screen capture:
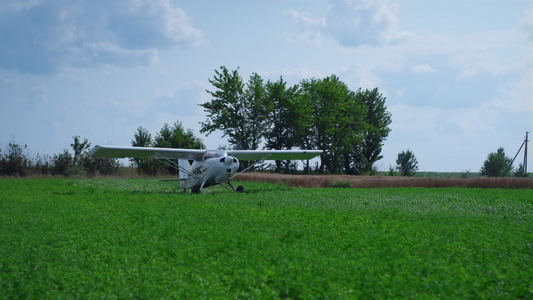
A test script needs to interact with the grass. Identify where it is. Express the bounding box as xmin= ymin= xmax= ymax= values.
xmin=1 ymin=178 xmax=532 ymax=298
